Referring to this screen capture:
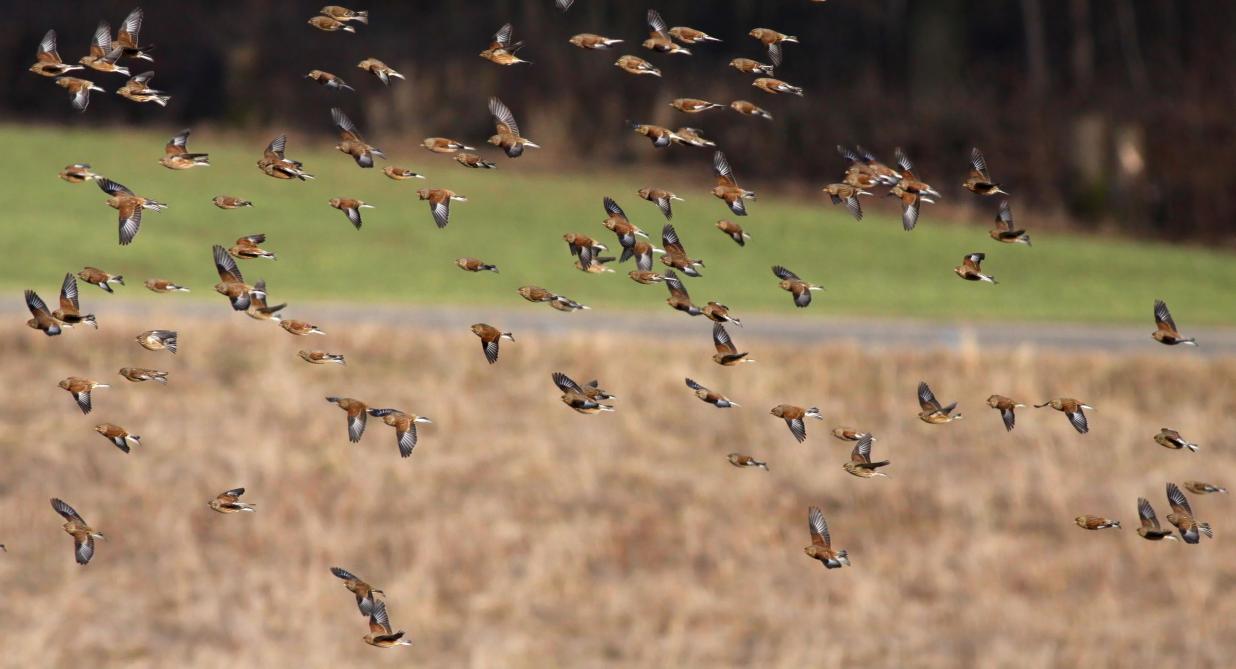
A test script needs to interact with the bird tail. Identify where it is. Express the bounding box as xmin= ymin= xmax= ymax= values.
xmin=806 ymin=407 xmax=823 ymax=420
xmin=152 ymin=373 xmax=168 ymax=384
xmin=353 ymin=11 xmax=369 ymax=23
xmin=154 ymin=95 xmax=170 ymax=107
xmin=129 ymin=435 xmax=141 ymax=444
xmin=1182 ymin=338 xmax=1198 ymax=346
xmin=836 ymin=550 xmax=850 ymax=566
xmin=756 ymin=460 xmax=768 ymax=471
xmin=343 ymin=25 xmax=356 ymax=33
xmin=783 ymin=35 xmax=799 ymax=43
xmin=1200 ymin=522 xmax=1214 ymax=538
xmin=328 ymin=355 xmax=346 ymax=365
xmin=84 ymin=314 xmax=98 ymax=329
xmin=482 ymin=264 xmax=499 ymax=273
xmin=1185 ymin=442 xmax=1199 ymax=452
xmin=501 ymin=332 xmax=515 ymax=342
xmin=113 ymin=275 xmax=125 ymax=285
